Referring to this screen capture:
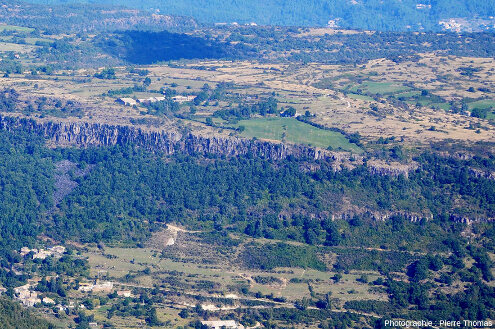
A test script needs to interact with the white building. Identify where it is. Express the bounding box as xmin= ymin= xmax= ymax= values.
xmin=43 ymin=297 xmax=55 ymax=305
xmin=137 ymin=96 xmax=166 ymax=104
xmin=116 ymin=98 xmax=137 ymax=106
xmin=117 ymin=290 xmax=132 ymax=297
xmin=172 ymin=95 xmax=196 ymax=103
xmin=14 ymin=284 xmax=41 ymax=307
xmin=20 ymin=245 xmax=66 ymax=260
xmin=201 ymin=320 xmax=244 ymax=329
xmin=79 ymin=281 xmax=114 ymax=293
